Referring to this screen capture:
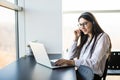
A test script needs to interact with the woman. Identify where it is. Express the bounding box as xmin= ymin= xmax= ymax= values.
xmin=55 ymin=12 xmax=111 ymax=80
